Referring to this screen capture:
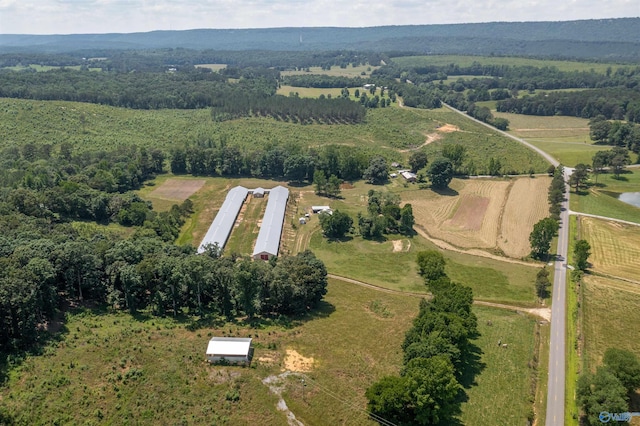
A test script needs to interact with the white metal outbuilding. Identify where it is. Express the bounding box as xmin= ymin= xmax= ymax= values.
xmin=206 ymin=337 xmax=253 ymax=364
xmin=252 ymin=185 xmax=289 ymax=260
xmin=197 ymin=186 xmax=248 ymax=254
